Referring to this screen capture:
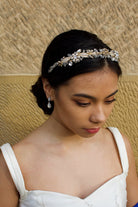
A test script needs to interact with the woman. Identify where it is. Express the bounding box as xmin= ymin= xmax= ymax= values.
xmin=0 ymin=30 xmax=138 ymax=207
